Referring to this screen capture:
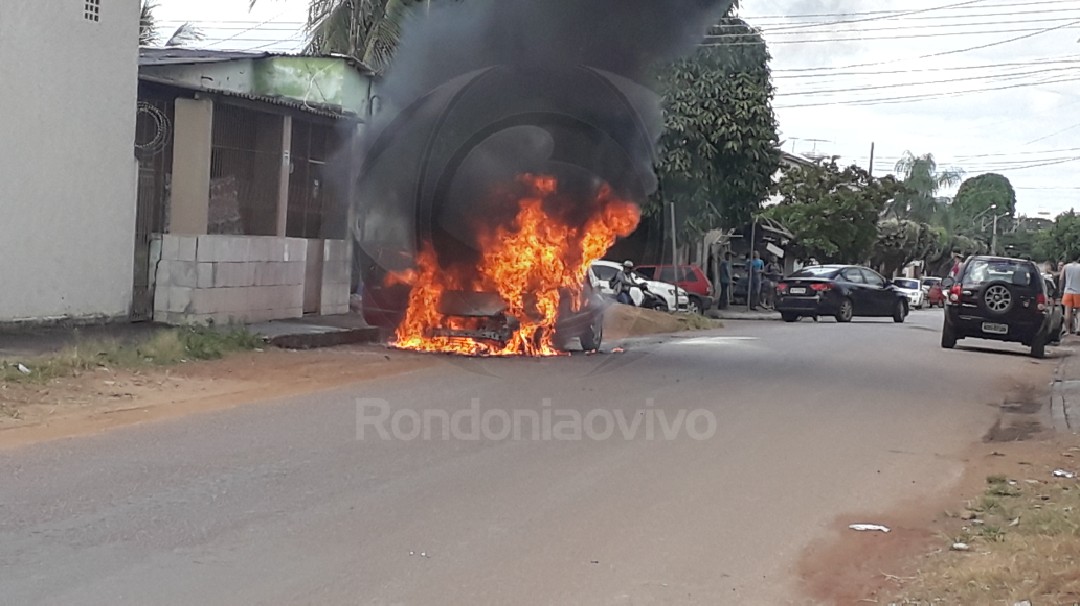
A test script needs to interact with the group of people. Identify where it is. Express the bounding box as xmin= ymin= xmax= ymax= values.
xmin=715 ymin=251 xmax=785 ymax=310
